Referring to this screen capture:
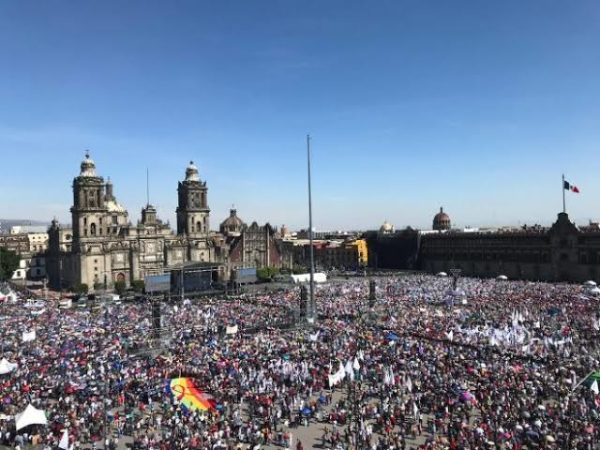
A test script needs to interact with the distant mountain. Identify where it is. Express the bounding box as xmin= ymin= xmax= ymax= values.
xmin=0 ymin=219 xmax=49 ymax=233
